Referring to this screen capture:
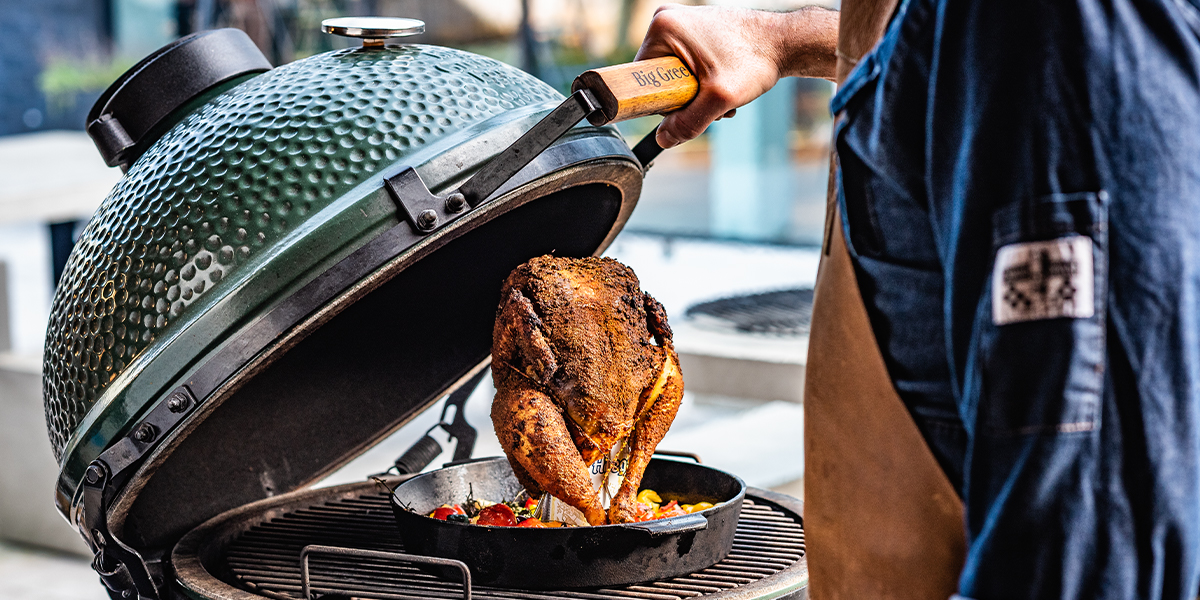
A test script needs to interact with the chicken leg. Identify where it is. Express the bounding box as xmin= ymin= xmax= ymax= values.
xmin=609 ymin=294 xmax=685 ymax=523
